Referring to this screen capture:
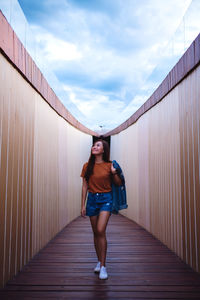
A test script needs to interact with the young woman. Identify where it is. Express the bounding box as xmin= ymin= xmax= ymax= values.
xmin=80 ymin=139 xmax=121 ymax=280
